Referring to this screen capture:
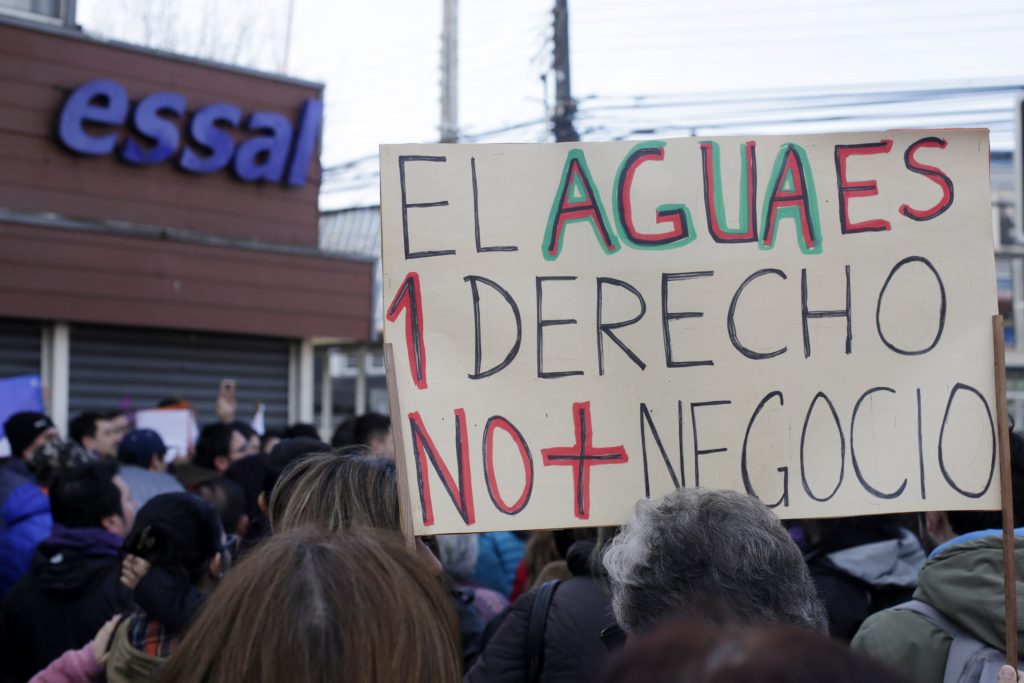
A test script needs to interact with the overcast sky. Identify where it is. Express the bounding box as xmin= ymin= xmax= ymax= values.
xmin=77 ymin=0 xmax=1024 ymax=208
